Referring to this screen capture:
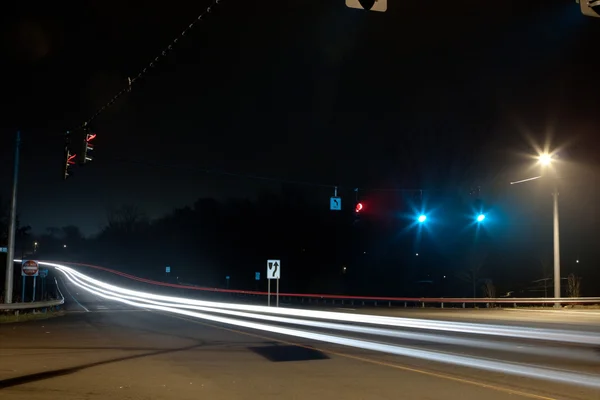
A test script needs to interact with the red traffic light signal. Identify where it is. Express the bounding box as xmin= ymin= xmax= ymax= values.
xmin=355 ymin=202 xmax=364 ymax=213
